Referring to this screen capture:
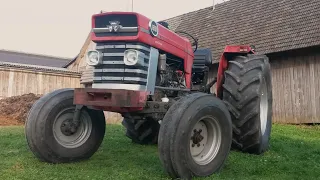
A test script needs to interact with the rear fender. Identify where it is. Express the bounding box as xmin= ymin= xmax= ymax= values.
xmin=216 ymin=45 xmax=255 ymax=98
